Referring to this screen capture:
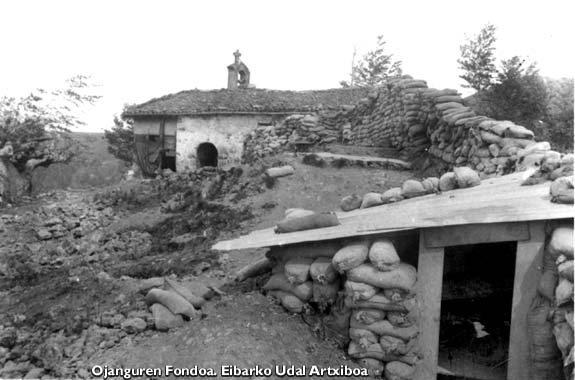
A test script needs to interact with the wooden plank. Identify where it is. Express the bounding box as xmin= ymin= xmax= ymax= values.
xmin=212 ymin=172 xmax=572 ymax=251
xmin=424 ymin=222 xmax=530 ymax=248
xmin=415 ymin=231 xmax=445 ymax=380
xmin=507 ymin=221 xmax=545 ymax=380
